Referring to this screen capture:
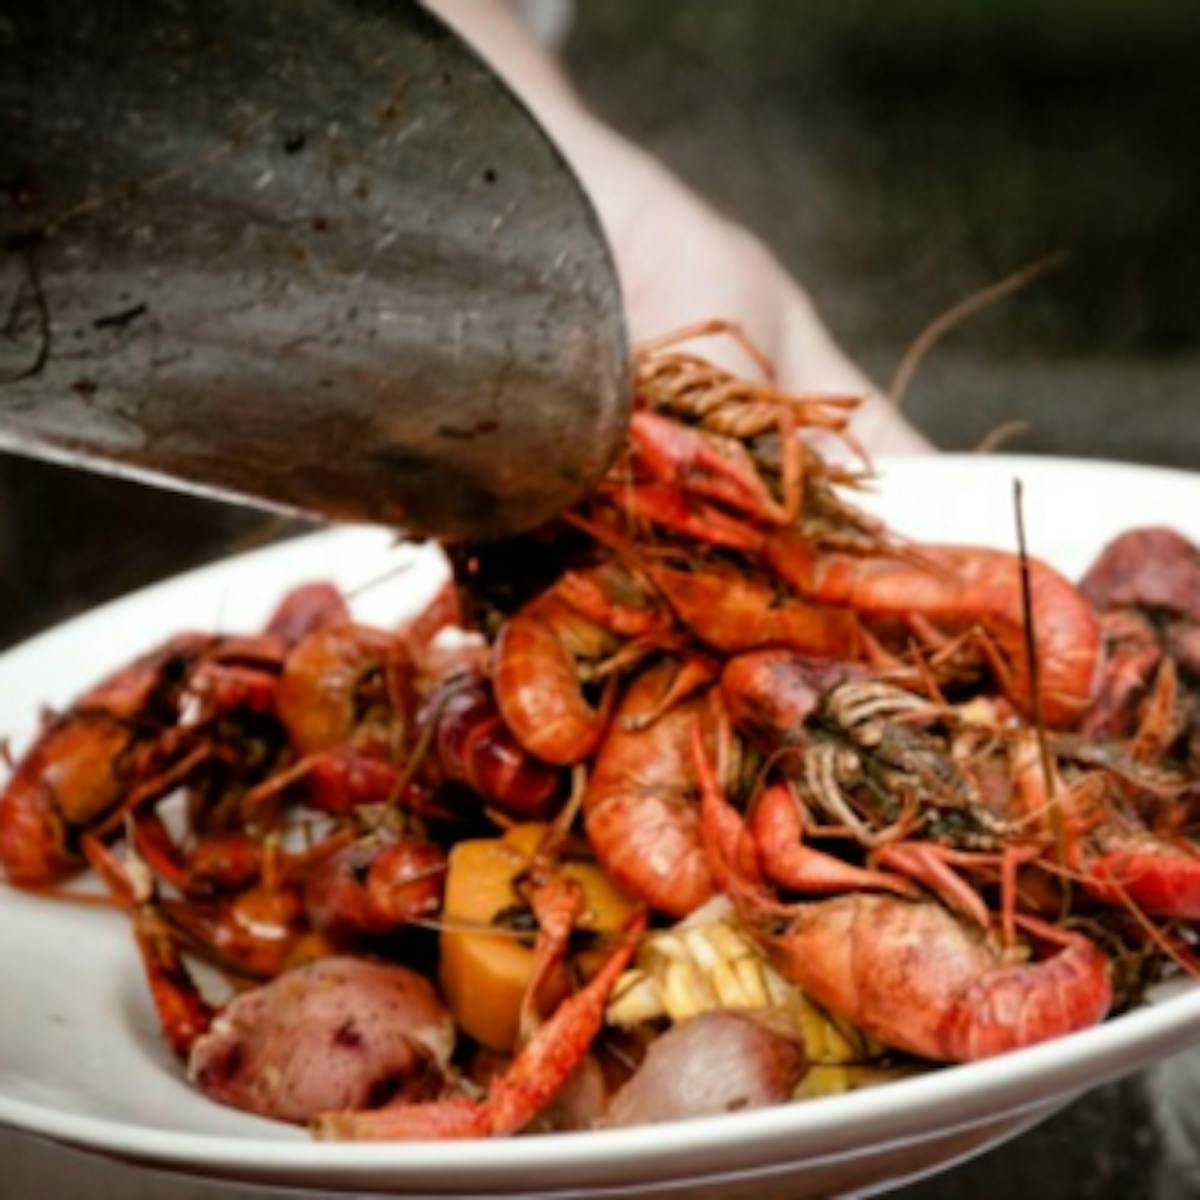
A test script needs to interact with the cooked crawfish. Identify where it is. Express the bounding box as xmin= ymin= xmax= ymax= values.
xmin=302 ymin=829 xmax=445 ymax=942
xmin=0 ymin=634 xmax=216 ymax=883
xmin=248 ymin=621 xmax=445 ymax=819
xmin=754 ymin=891 xmax=1111 ymax=1061
xmin=646 ymin=560 xmax=861 ymax=660
xmin=614 ymin=320 xmax=871 ymax=546
xmin=696 ymin=732 xmax=1112 ymax=1061
xmin=492 ymin=562 xmax=670 ymax=766
xmin=765 ymin=535 xmax=1103 ymax=728
xmin=1012 ymin=731 xmax=1200 ymax=921
xmin=583 ymin=658 xmax=722 ymax=918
